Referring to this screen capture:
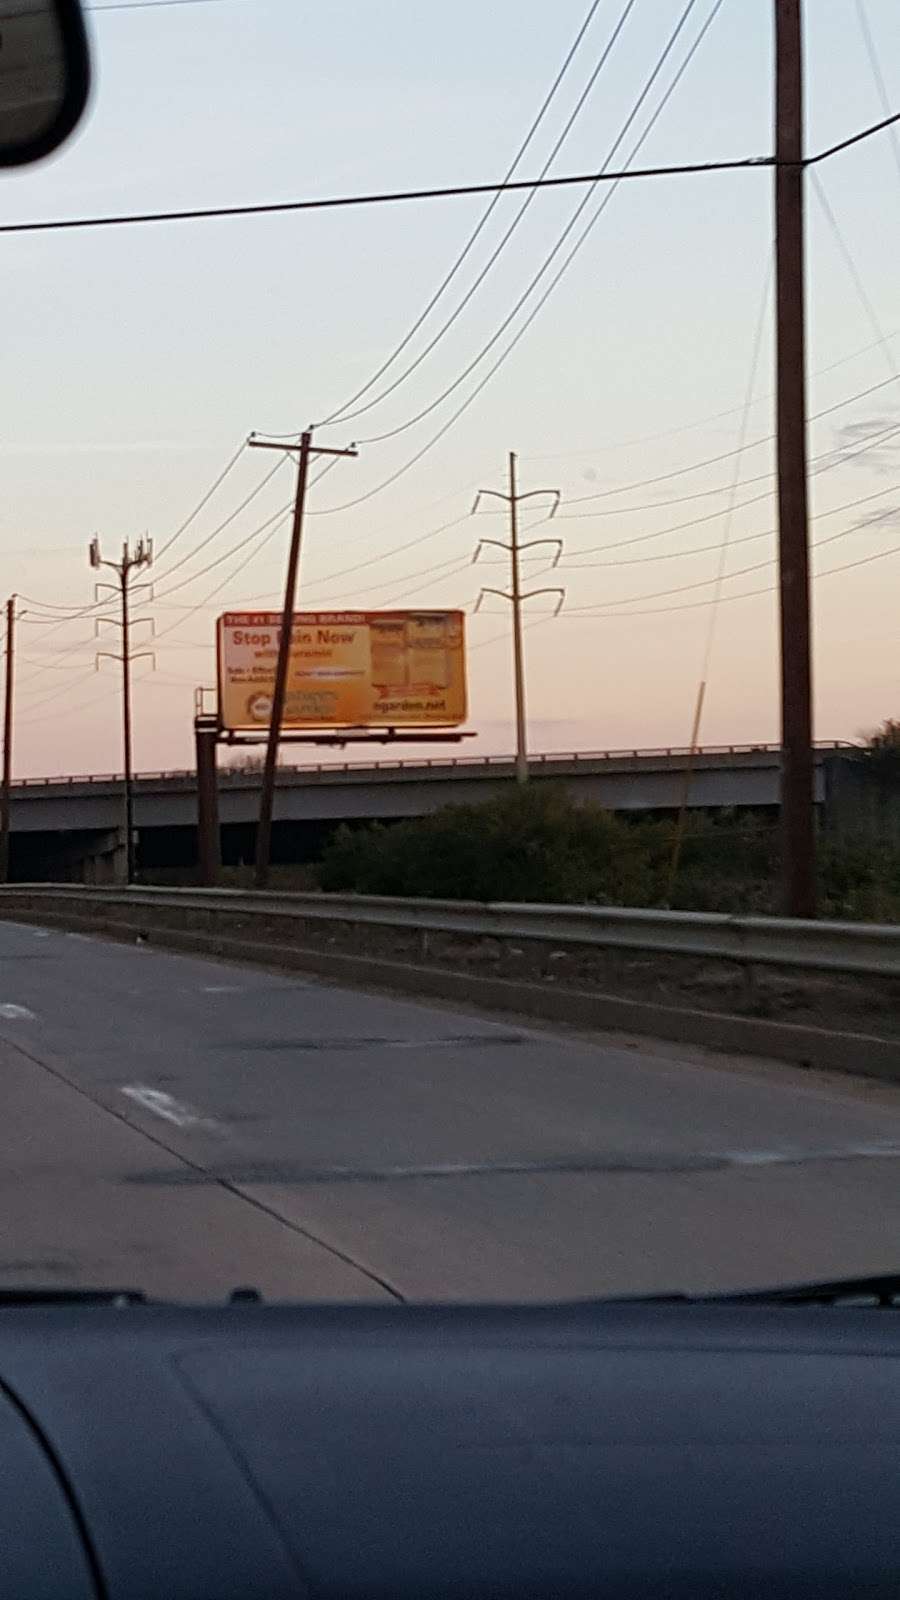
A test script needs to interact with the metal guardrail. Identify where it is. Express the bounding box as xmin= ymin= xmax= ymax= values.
xmin=1 ymin=884 xmax=897 ymax=979
xmin=7 ymin=741 xmax=855 ymax=791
